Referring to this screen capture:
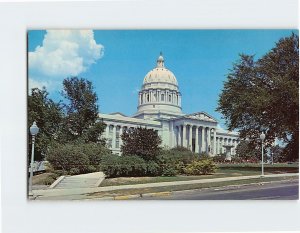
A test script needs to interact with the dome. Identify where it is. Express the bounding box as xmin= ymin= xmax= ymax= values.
xmin=143 ymin=68 xmax=178 ymax=85
xmin=135 ymin=53 xmax=182 ymax=118
xmin=143 ymin=54 xmax=178 ymax=86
